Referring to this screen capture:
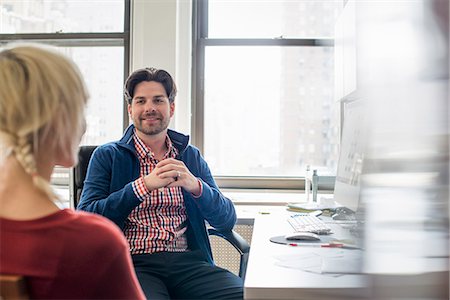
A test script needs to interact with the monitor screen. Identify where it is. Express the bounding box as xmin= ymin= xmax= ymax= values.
xmin=333 ymin=100 xmax=365 ymax=213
